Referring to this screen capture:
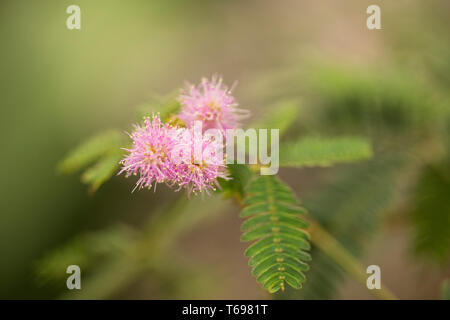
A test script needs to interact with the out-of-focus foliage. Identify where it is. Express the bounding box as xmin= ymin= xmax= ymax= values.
xmin=58 ymin=130 xmax=126 ymax=192
xmin=412 ymin=162 xmax=450 ymax=263
xmin=442 ymin=279 xmax=450 ymax=300
xmin=307 ymin=68 xmax=443 ymax=136
xmin=280 ymin=157 xmax=402 ymax=299
xmin=280 ymin=136 xmax=372 ymax=168
xmin=137 ymin=93 xmax=182 ymax=122
xmin=252 ymin=99 xmax=301 ymax=138
xmin=36 ymin=194 xmax=230 ymax=299
xmin=58 ymin=130 xmax=124 ymax=174
xmin=257 ymin=55 xmax=450 ymax=284
xmin=58 ymin=93 xmax=183 ymax=193
xmin=36 ymin=225 xmax=137 ymax=285
xmin=219 ymin=164 xmax=253 ymax=199
xmin=80 ymin=154 xmax=123 ymax=193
